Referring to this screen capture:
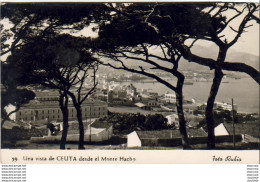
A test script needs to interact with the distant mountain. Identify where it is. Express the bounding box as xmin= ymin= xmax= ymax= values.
xmin=179 ymin=45 xmax=259 ymax=71
xmin=100 ymin=44 xmax=259 ymax=72
xmin=227 ymin=49 xmax=259 ymax=70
